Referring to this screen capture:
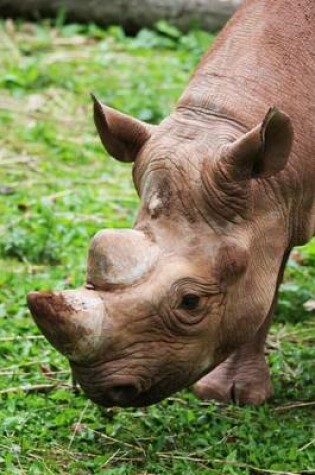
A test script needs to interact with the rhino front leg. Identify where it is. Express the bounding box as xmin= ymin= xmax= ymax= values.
xmin=194 ymin=309 xmax=274 ymax=405
xmin=193 ymin=341 xmax=273 ymax=406
xmin=194 ymin=252 xmax=290 ymax=405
